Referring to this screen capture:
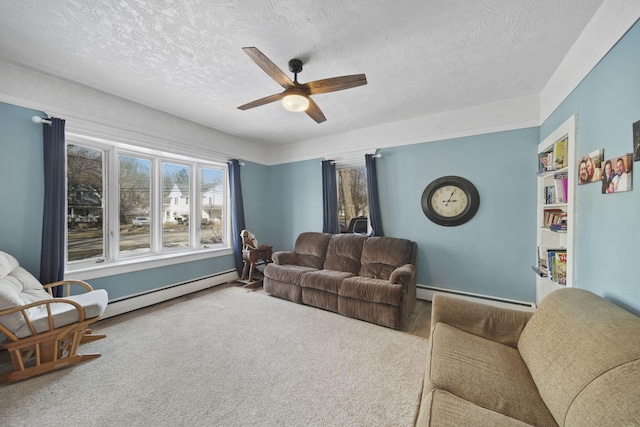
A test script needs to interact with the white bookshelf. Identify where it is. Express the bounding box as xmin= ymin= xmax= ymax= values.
xmin=535 ymin=115 xmax=577 ymax=305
